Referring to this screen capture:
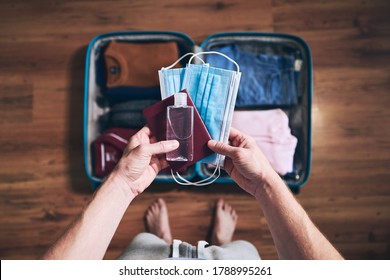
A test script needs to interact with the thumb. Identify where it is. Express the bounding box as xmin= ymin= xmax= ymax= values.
xmin=142 ymin=140 xmax=179 ymax=156
xmin=208 ymin=140 xmax=237 ymax=158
